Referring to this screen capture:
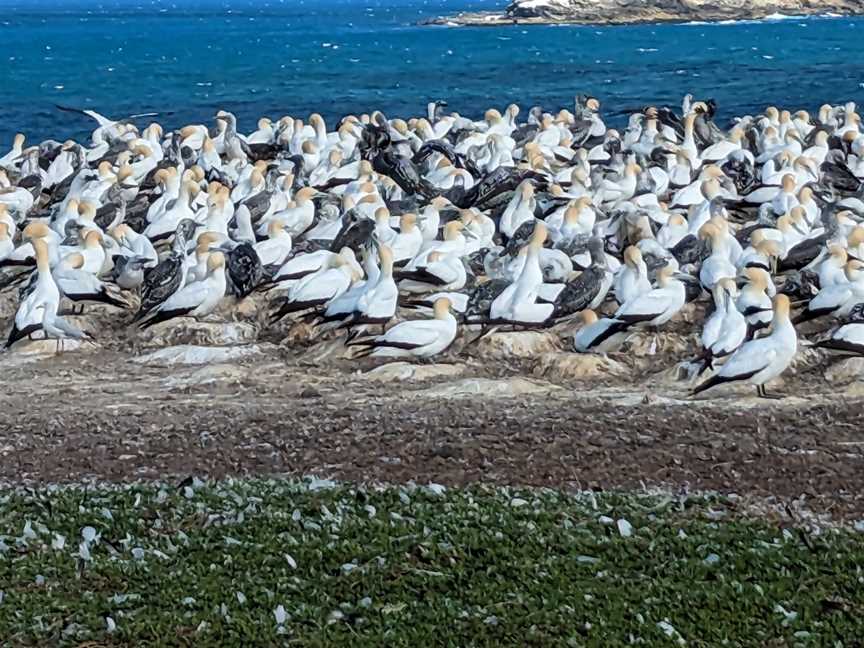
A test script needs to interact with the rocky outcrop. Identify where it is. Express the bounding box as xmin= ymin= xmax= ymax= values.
xmin=424 ymin=0 xmax=861 ymax=27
